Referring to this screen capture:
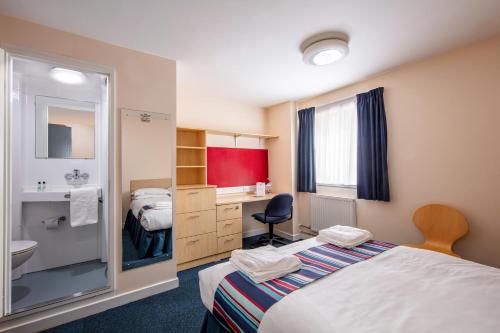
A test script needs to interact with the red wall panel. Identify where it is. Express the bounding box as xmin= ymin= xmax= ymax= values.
xmin=207 ymin=147 xmax=269 ymax=187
